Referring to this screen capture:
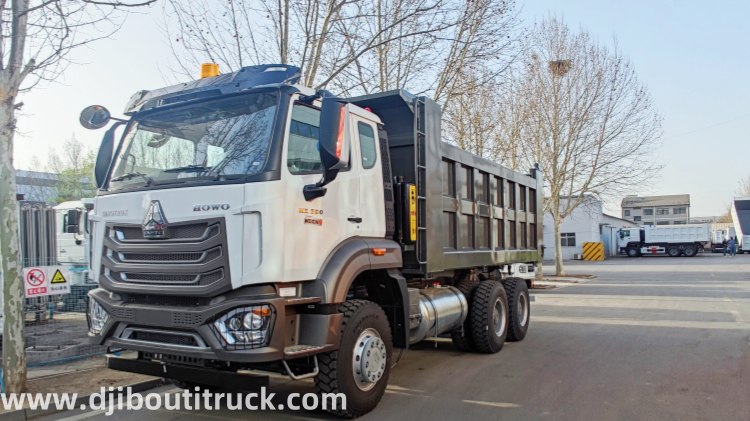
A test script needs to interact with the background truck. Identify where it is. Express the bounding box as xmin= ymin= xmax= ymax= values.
xmin=618 ymin=224 xmax=711 ymax=257
xmin=709 ymin=224 xmax=735 ymax=253
xmin=730 ymin=197 xmax=750 ymax=253
xmin=79 ymin=64 xmax=543 ymax=416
